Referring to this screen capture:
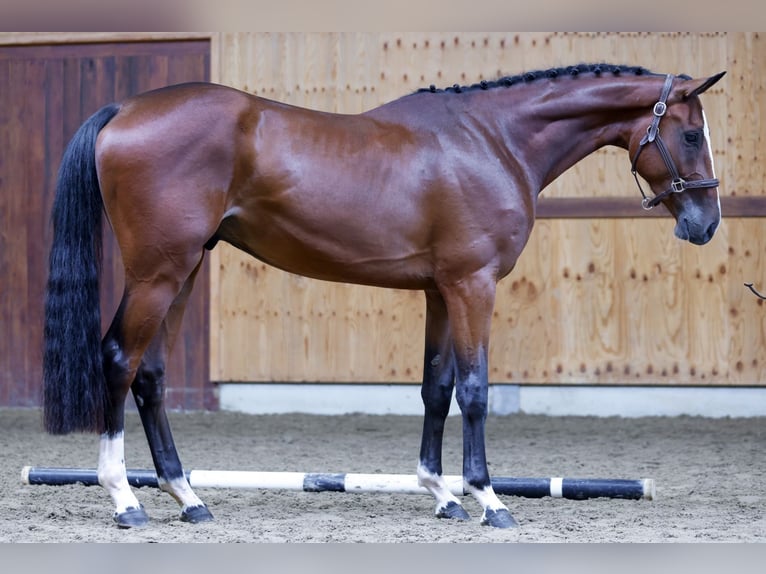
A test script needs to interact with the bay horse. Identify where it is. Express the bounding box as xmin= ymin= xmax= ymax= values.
xmin=43 ymin=63 xmax=725 ymax=529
